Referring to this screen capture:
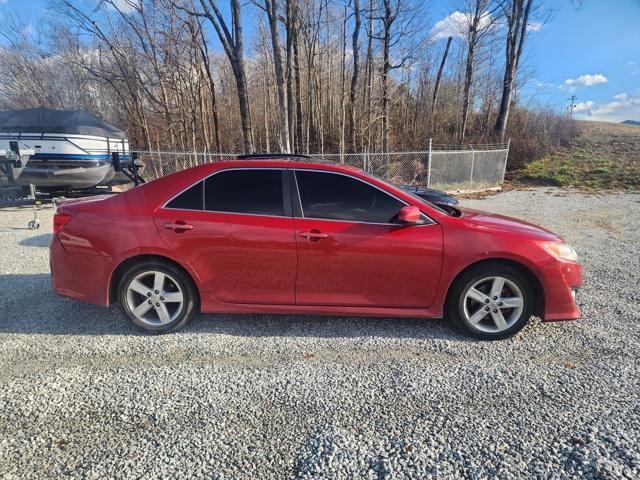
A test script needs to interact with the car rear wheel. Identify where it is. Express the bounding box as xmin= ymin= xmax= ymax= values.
xmin=447 ymin=263 xmax=534 ymax=340
xmin=118 ymin=260 xmax=198 ymax=333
